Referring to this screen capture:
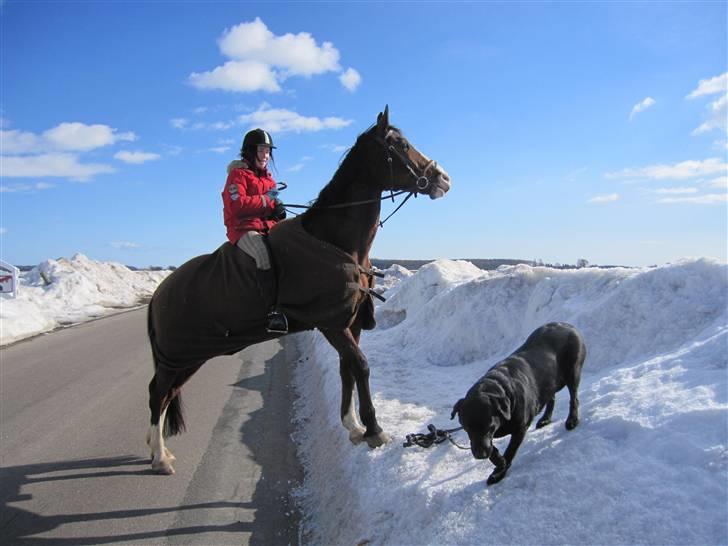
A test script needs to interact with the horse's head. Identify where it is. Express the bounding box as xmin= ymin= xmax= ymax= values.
xmin=369 ymin=106 xmax=451 ymax=200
